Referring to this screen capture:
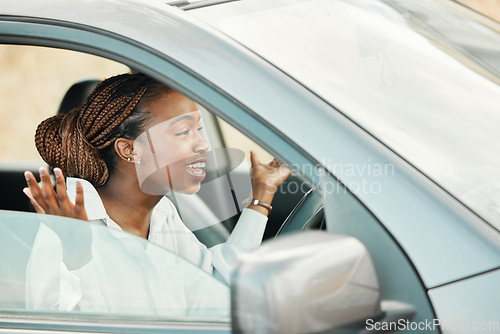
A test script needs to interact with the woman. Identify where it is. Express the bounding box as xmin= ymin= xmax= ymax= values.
xmin=23 ymin=73 xmax=291 ymax=285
